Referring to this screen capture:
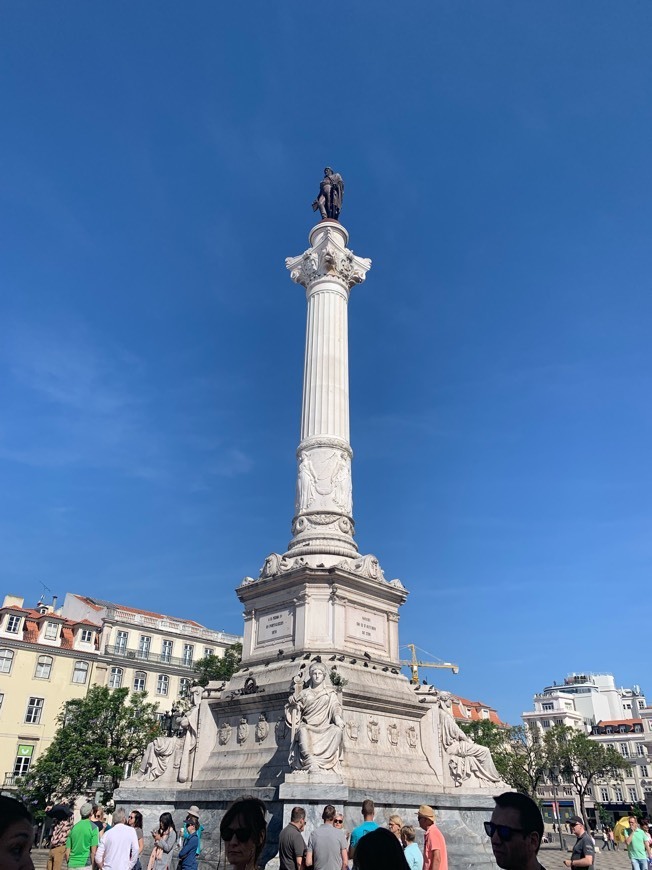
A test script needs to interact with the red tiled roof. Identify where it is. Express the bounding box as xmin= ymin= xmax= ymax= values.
xmin=0 ymin=604 xmax=30 ymax=613
xmin=597 ymin=719 xmax=642 ymax=727
xmin=451 ymin=694 xmax=507 ymax=726
xmin=73 ymin=594 xmax=205 ymax=628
